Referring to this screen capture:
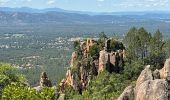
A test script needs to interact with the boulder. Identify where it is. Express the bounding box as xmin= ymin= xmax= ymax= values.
xmin=135 ymin=79 xmax=169 ymax=100
xmin=159 ymin=58 xmax=170 ymax=81
xmin=135 ymin=65 xmax=153 ymax=93
xmin=119 ymin=59 xmax=170 ymax=100
xmin=117 ymin=86 xmax=134 ymax=100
